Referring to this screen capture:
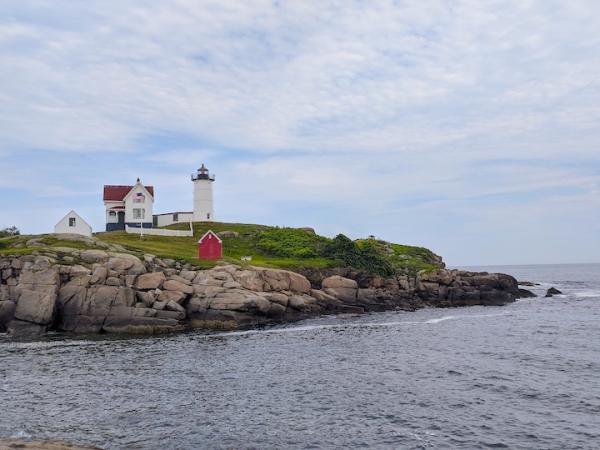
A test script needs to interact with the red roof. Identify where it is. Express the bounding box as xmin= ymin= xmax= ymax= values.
xmin=103 ymin=185 xmax=154 ymax=201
